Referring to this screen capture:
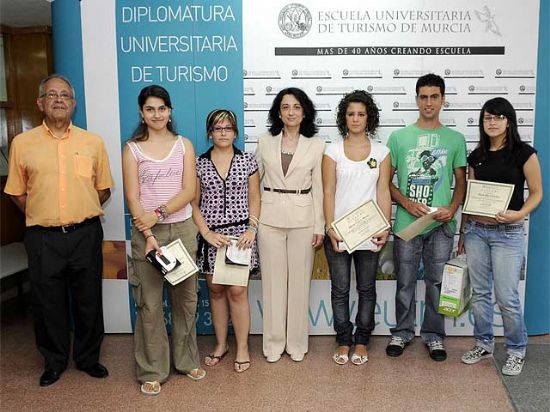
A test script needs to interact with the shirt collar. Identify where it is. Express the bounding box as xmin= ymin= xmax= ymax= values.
xmin=199 ymin=145 xmax=243 ymax=159
xmin=42 ymin=121 xmax=72 ymax=140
